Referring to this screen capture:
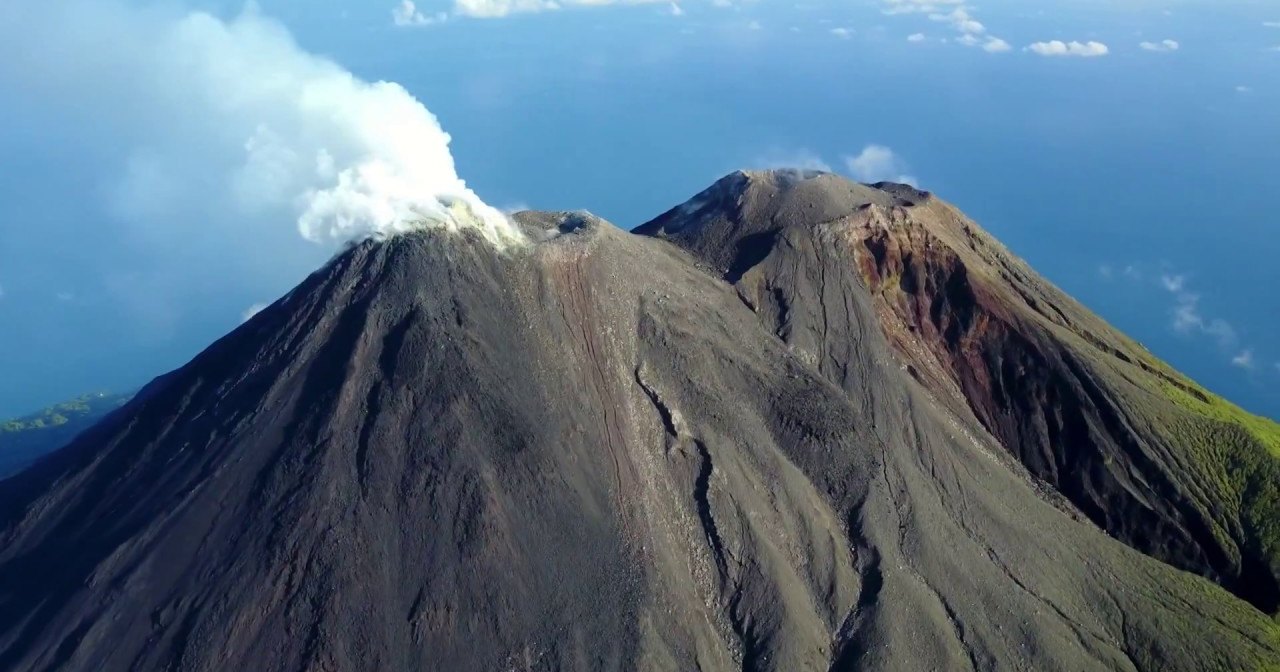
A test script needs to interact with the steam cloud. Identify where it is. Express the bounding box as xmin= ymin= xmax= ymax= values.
xmin=1 ymin=2 xmax=521 ymax=250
